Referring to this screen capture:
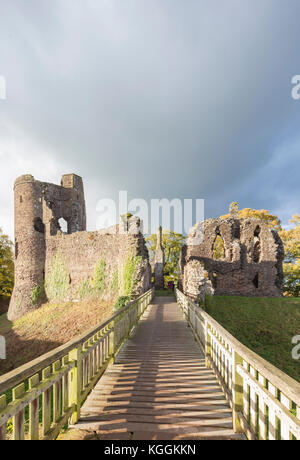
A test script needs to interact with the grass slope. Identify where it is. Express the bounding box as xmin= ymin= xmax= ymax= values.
xmin=204 ymin=296 xmax=300 ymax=382
xmin=0 ymin=299 xmax=113 ymax=376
